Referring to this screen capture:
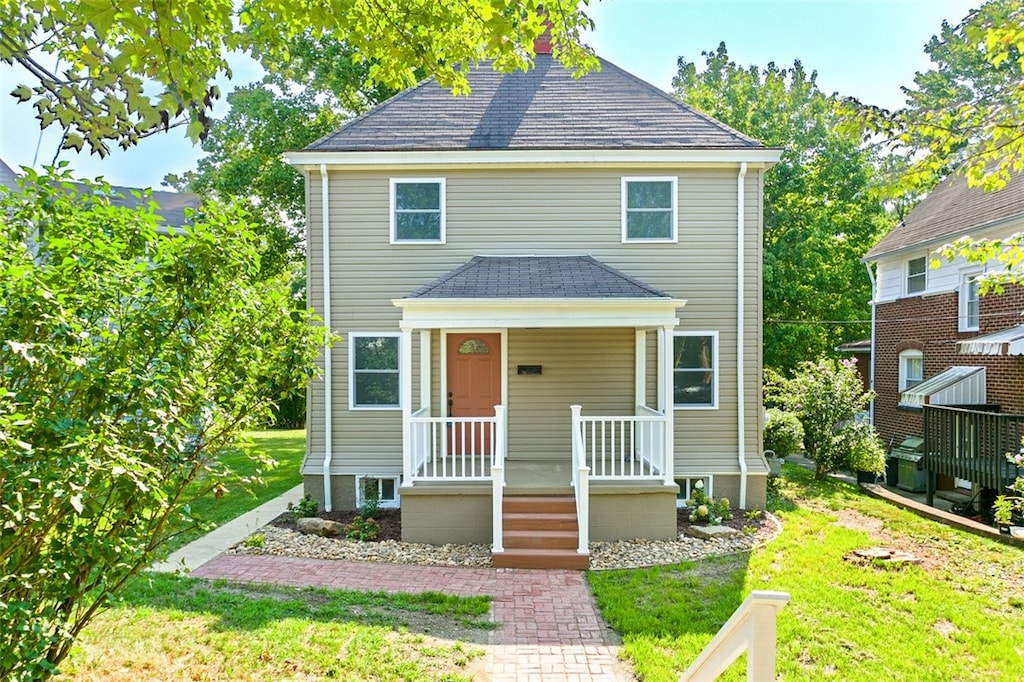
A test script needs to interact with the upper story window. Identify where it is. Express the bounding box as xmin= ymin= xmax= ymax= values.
xmin=673 ymin=331 xmax=717 ymax=409
xmin=390 ymin=178 xmax=445 ymax=243
xmin=622 ymin=177 xmax=677 ymax=243
xmin=350 ymin=333 xmax=401 ymax=409
xmin=906 ymin=256 xmax=927 ymax=295
xmin=898 ymin=349 xmax=923 ymax=392
xmin=959 ymin=273 xmax=980 ymax=332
